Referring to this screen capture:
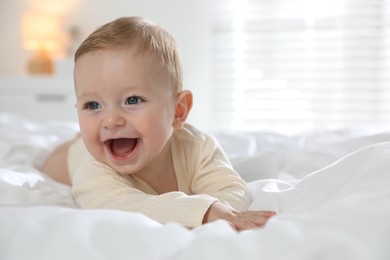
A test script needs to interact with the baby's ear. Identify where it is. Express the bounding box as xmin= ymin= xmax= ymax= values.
xmin=173 ymin=90 xmax=193 ymax=129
